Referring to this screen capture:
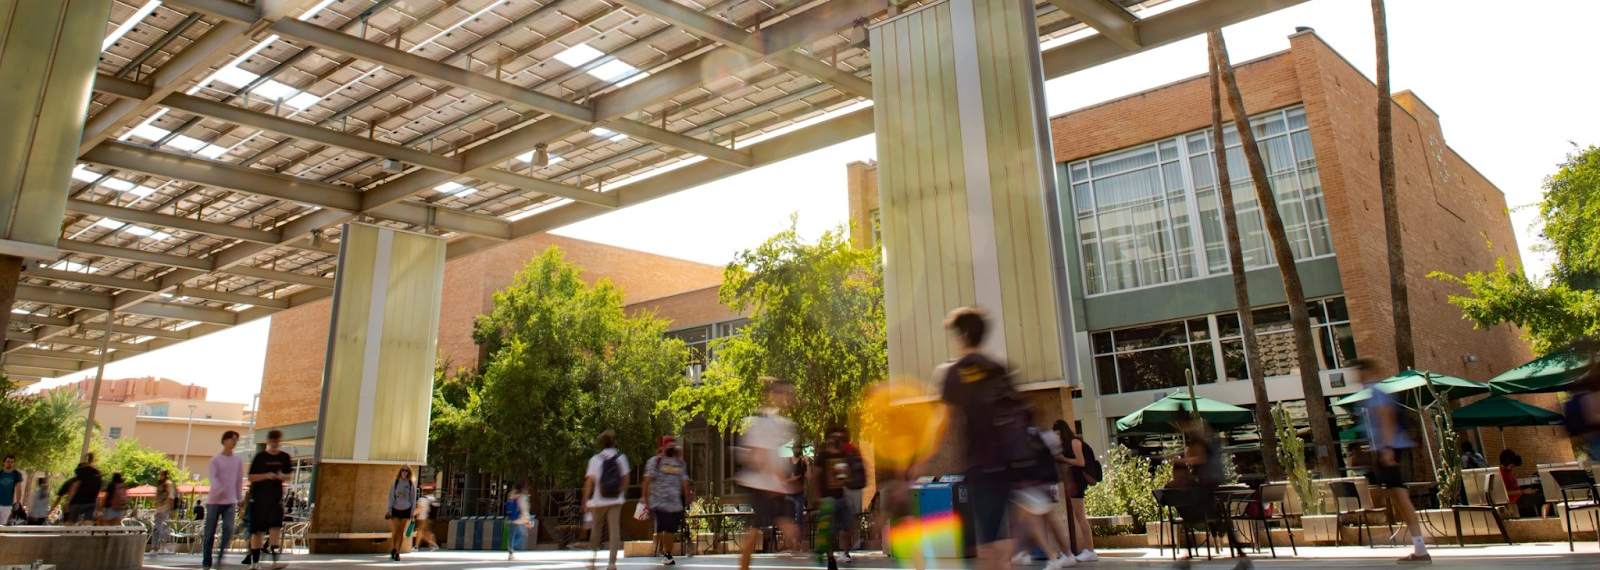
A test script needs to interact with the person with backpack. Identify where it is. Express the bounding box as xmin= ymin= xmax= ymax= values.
xmin=98 ymin=472 xmax=129 ymax=525
xmin=641 ymin=436 xmax=692 ymax=565
xmin=149 ymin=470 xmax=176 ymax=557
xmin=1350 ymin=358 xmax=1429 ymax=564
xmin=816 ymin=425 xmax=867 ymax=567
xmin=506 ymin=482 xmax=533 ymax=559
xmin=52 ymin=453 xmax=102 ymax=526
xmin=938 ymin=307 xmax=1020 ymax=570
xmin=1007 ymin=411 xmax=1074 ymax=570
xmin=584 ymin=430 xmax=630 ymax=570
xmin=1053 ymin=420 xmax=1099 ymax=563
xmin=385 ymin=465 xmax=417 ymax=562
xmin=26 ymin=477 xmax=50 ymax=525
